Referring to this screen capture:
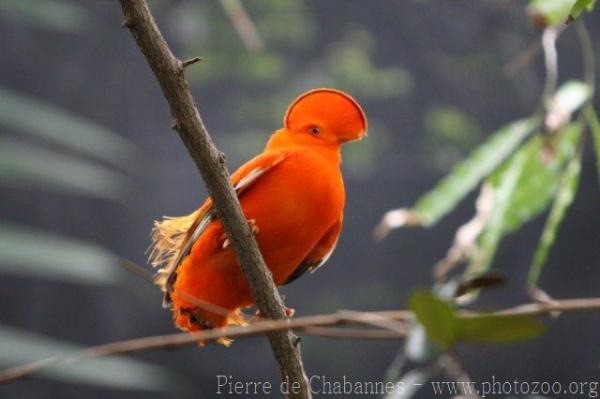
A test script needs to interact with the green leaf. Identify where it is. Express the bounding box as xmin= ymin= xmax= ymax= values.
xmin=0 ymin=140 xmax=131 ymax=202
xmin=529 ymin=0 xmax=572 ymax=25
xmin=411 ymin=118 xmax=538 ymax=226
xmin=568 ymin=0 xmax=596 ymax=21
xmin=498 ymin=123 xmax=582 ymax=233
xmin=0 ymin=325 xmax=184 ymax=392
xmin=408 ymin=292 xmax=544 ymax=348
xmin=0 ymin=87 xmax=135 ymax=170
xmin=545 ymin=81 xmax=592 ymax=124
xmin=467 ymin=123 xmax=582 ymax=277
xmin=0 ymin=223 xmax=126 ymax=284
xmin=528 ymin=151 xmax=582 ymax=284
xmin=409 ymin=291 xmax=458 ymax=350
xmin=457 ymin=314 xmax=545 ymax=344
xmin=0 ymin=0 xmax=89 ymax=33
xmin=467 ymin=123 xmax=581 ymax=275
xmin=585 ymin=106 xmax=600 ymax=184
